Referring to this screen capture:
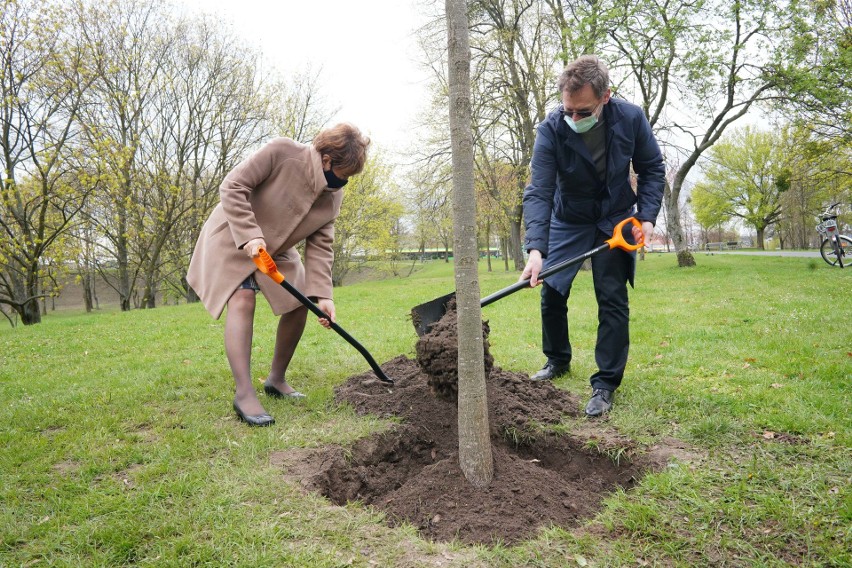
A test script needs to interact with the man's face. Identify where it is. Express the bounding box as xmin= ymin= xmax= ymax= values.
xmin=561 ymin=84 xmax=611 ymax=120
